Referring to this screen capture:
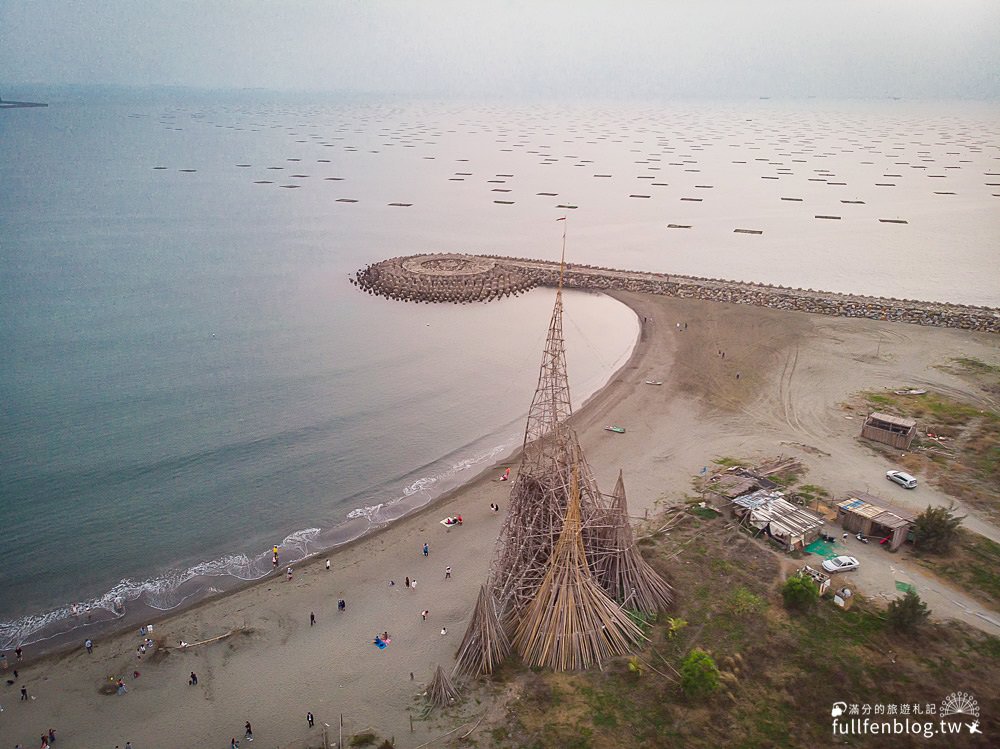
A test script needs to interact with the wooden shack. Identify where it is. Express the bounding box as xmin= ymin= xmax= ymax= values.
xmin=732 ymin=490 xmax=825 ymax=552
xmin=837 ymin=492 xmax=915 ymax=551
xmin=861 ymin=412 xmax=917 ymax=450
